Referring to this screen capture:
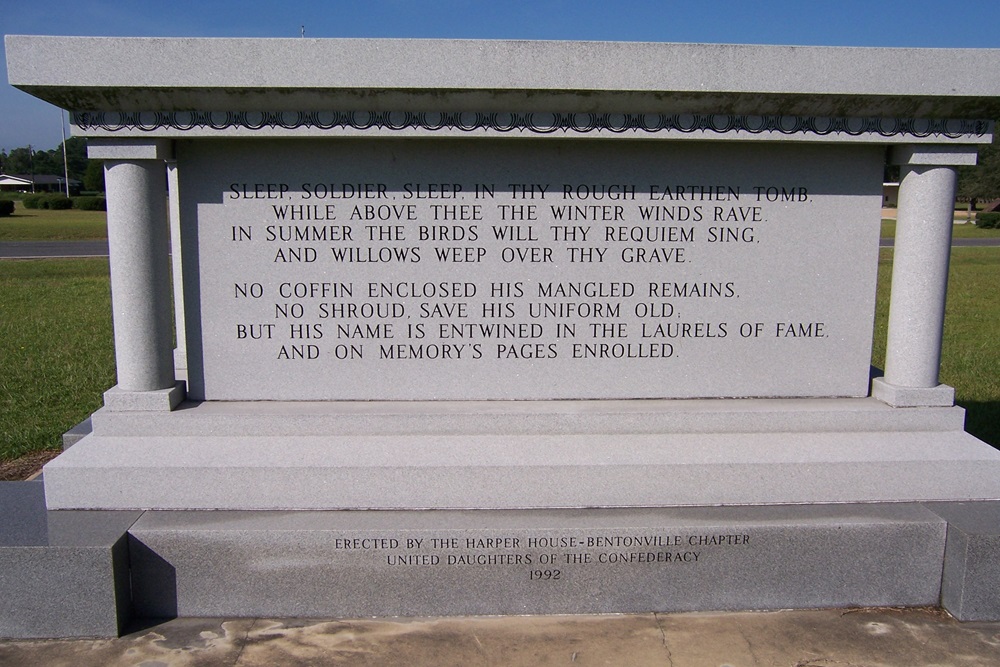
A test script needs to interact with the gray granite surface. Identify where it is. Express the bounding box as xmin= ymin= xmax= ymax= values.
xmin=7 ymin=36 xmax=1000 ymax=122
xmin=180 ymin=140 xmax=882 ymax=402
xmin=128 ymin=504 xmax=946 ymax=618
xmin=929 ymin=502 xmax=1000 ymax=621
xmin=42 ymin=428 xmax=1000 ymax=510
xmin=0 ymin=483 xmax=141 ymax=638
xmin=87 ymin=397 xmax=968 ymax=436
